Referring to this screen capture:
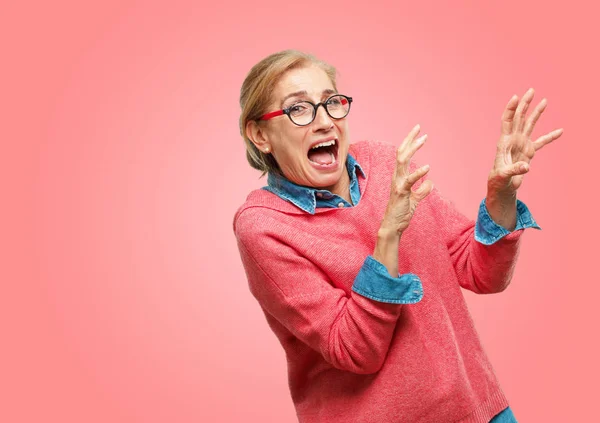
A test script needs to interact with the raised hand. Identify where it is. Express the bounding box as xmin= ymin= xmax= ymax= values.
xmin=373 ymin=124 xmax=433 ymax=277
xmin=381 ymin=124 xmax=433 ymax=236
xmin=487 ymin=88 xmax=564 ymax=196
